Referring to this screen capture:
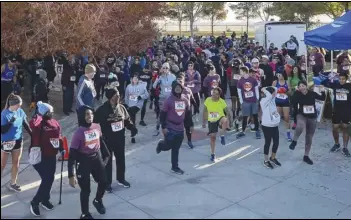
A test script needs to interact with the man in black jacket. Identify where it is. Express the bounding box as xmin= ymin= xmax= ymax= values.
xmin=94 ymin=87 xmax=138 ymax=192
xmin=259 ymin=55 xmax=274 ymax=87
